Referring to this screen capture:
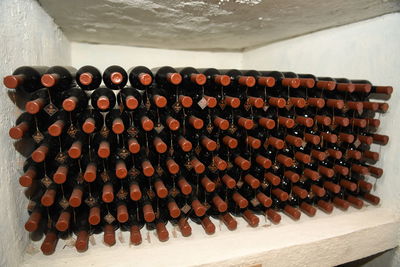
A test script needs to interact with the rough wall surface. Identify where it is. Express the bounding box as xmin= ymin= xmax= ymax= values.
xmin=71 ymin=42 xmax=243 ymax=71
xmin=0 ymin=0 xmax=70 ymax=266
xmin=243 ymin=13 xmax=400 ymax=266
xmin=38 ymin=0 xmax=400 ymax=51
